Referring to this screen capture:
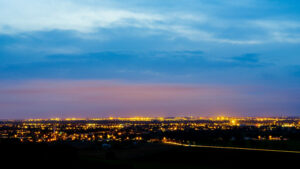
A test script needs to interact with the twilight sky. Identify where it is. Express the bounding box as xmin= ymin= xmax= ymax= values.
xmin=0 ymin=0 xmax=300 ymax=119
